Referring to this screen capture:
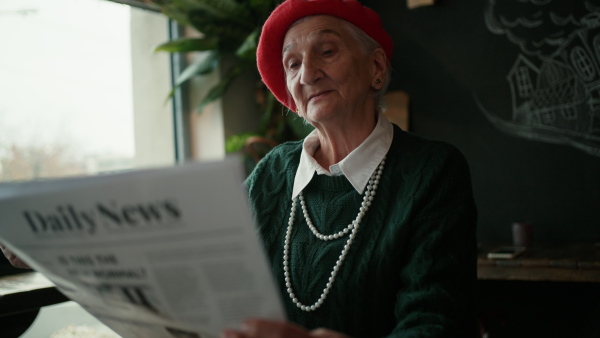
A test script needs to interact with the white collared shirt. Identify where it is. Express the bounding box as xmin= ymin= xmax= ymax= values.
xmin=292 ymin=112 xmax=394 ymax=199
